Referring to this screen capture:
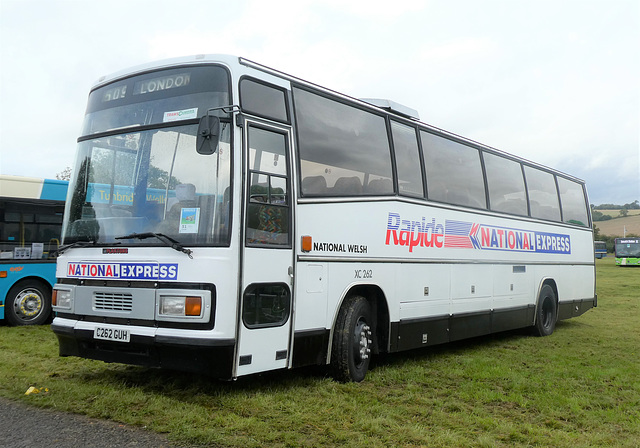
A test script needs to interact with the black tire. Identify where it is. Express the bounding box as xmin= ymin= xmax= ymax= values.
xmin=533 ymin=284 xmax=557 ymax=337
xmin=331 ymin=295 xmax=374 ymax=382
xmin=4 ymin=280 xmax=52 ymax=326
